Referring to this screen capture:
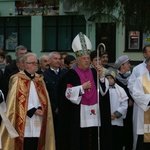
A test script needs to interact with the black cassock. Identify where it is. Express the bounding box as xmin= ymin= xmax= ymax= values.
xmin=57 ymin=68 xmax=112 ymax=150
